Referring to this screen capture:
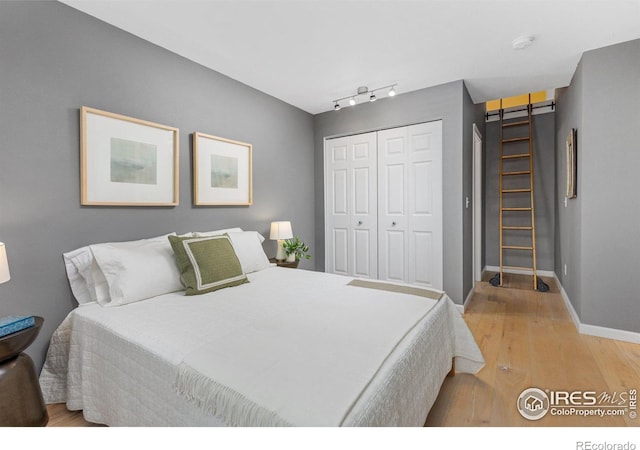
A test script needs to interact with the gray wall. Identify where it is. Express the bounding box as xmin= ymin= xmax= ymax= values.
xmin=555 ymin=62 xmax=584 ymax=318
xmin=556 ymin=38 xmax=640 ymax=332
xmin=0 ymin=1 xmax=315 ymax=371
xmin=314 ymin=80 xmax=469 ymax=305
xmin=484 ymin=112 xmax=556 ymax=272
